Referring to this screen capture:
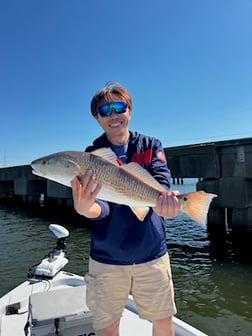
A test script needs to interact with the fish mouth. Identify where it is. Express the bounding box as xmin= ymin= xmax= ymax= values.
xmin=32 ymin=169 xmax=45 ymax=178
xmin=31 ymin=162 xmax=45 ymax=178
